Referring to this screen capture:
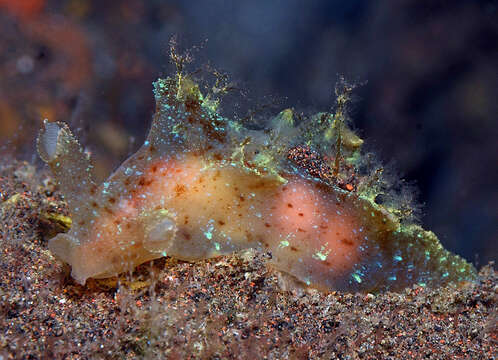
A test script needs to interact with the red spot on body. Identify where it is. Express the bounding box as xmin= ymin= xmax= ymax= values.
xmin=341 ymin=238 xmax=354 ymax=246
xmin=174 ymin=184 xmax=186 ymax=197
